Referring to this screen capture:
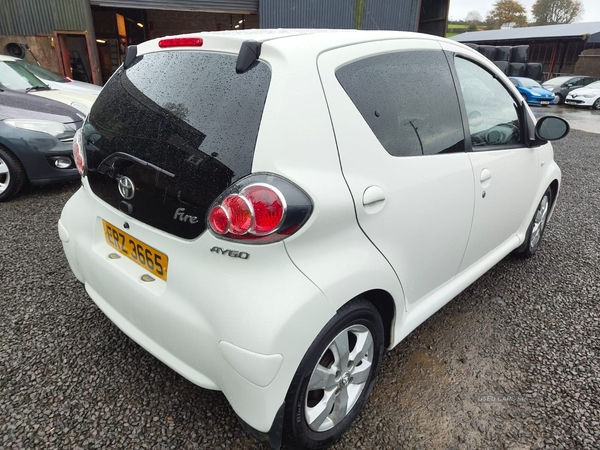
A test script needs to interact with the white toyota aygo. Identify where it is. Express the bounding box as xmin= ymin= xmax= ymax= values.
xmin=59 ymin=29 xmax=569 ymax=449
